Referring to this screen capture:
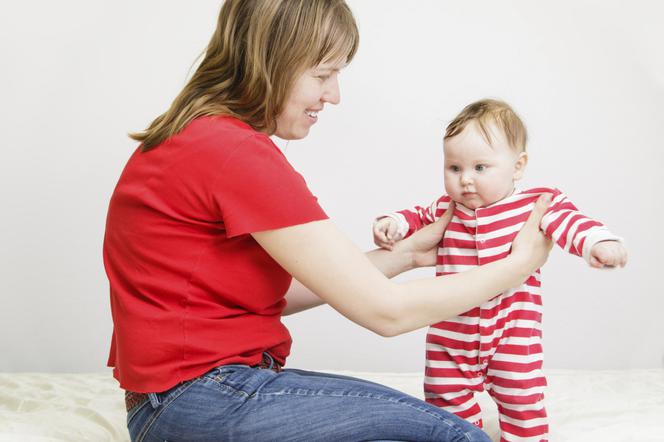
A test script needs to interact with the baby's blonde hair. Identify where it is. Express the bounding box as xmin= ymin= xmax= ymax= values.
xmin=444 ymin=99 xmax=527 ymax=152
